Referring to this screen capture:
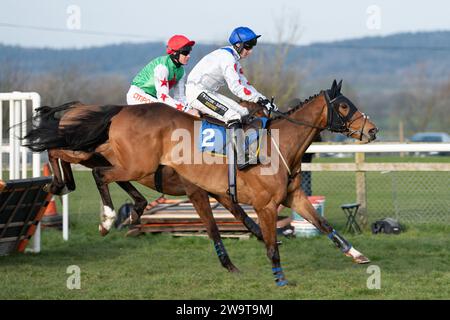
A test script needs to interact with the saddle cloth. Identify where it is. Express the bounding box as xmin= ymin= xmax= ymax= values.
xmin=199 ymin=117 xmax=269 ymax=157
